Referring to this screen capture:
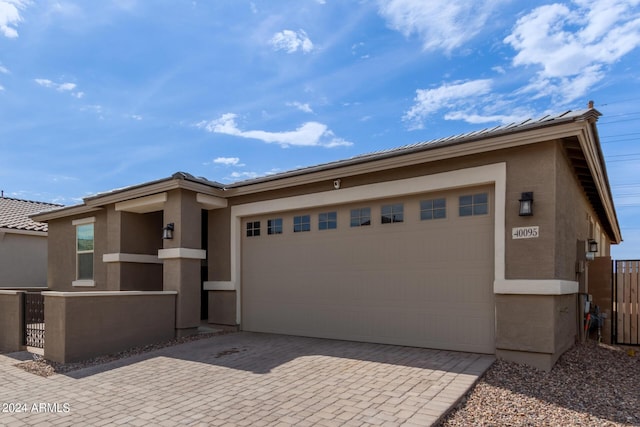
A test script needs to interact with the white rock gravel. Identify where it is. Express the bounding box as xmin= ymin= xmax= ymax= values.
xmin=438 ymin=341 xmax=640 ymax=426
